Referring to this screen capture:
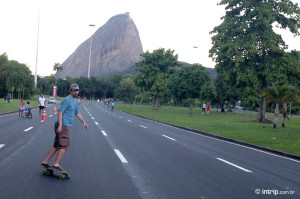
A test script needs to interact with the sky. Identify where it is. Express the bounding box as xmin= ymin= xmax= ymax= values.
xmin=1 ymin=0 xmax=300 ymax=77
